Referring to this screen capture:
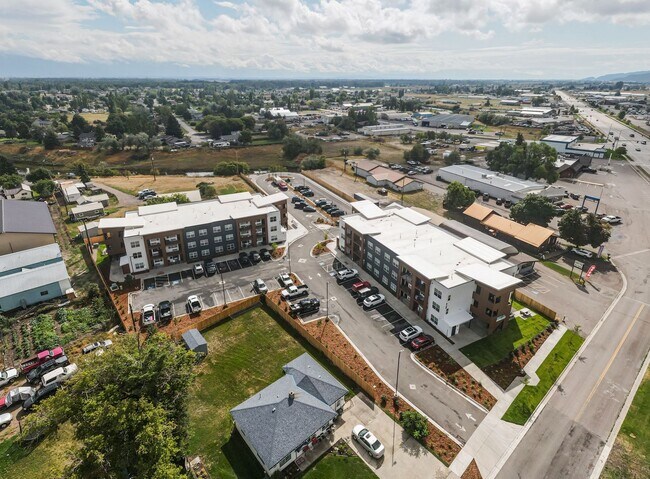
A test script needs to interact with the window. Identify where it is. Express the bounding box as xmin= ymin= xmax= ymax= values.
xmin=382 ymin=275 xmax=389 ymax=285
xmin=392 ymin=258 xmax=399 ymax=268
xmin=40 ymin=290 xmax=49 ymax=296
xmin=367 ymin=240 xmax=373 ymax=249
xmin=430 ymin=314 xmax=438 ymax=325
xmin=132 ymin=252 xmax=142 ymax=259
xmin=226 ymin=234 xmax=234 ymax=241
xmin=187 ymin=241 xmax=196 ymax=249
xmin=475 ymin=285 xmax=482 ymax=294
xmin=472 ymin=299 xmax=478 ymax=308
xmin=270 ymin=226 xmax=278 ymax=232
xmin=186 ymin=231 xmax=195 ymax=238
xmin=270 ymin=216 xmax=277 ymax=222
xmin=227 ymin=244 xmax=235 ymax=251
xmin=279 ymin=453 xmax=293 ymax=468
xmin=367 ymin=252 xmax=373 ymax=260
xmin=212 ymin=225 xmax=221 ymax=233
xmin=199 ymin=229 xmax=207 ymax=236
xmin=214 ymin=236 xmax=222 ymax=243
xmin=215 ymin=246 xmax=223 ymax=254
xmin=383 ymin=264 xmax=389 ymax=273
xmin=200 ymin=239 xmax=209 ymax=247
xmin=432 ymin=301 xmax=440 ymax=312
xmin=189 ymin=252 xmax=198 ymax=259
xmin=488 ymin=293 xmax=495 ymax=303
xmin=130 ymin=241 xmax=140 ymax=248
xmin=390 ymin=282 xmax=397 ymax=292
xmin=434 ymin=288 xmax=442 ymax=299
xmin=485 ymin=308 xmax=493 ymax=317
xmin=374 ymin=257 xmax=380 ymax=266
xmin=495 ymin=296 xmax=501 ymax=304
xmin=135 ymin=262 xmax=145 ymax=270
xmin=384 ymin=252 xmax=390 ymax=261
xmin=375 ymin=246 xmax=380 ymax=254
xmin=374 ymin=268 xmax=380 ymax=277
xmin=391 ymin=271 xmax=397 ymax=279
xmin=201 ymin=249 xmax=210 ymax=257
xmin=225 ymin=224 xmax=233 ymax=231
